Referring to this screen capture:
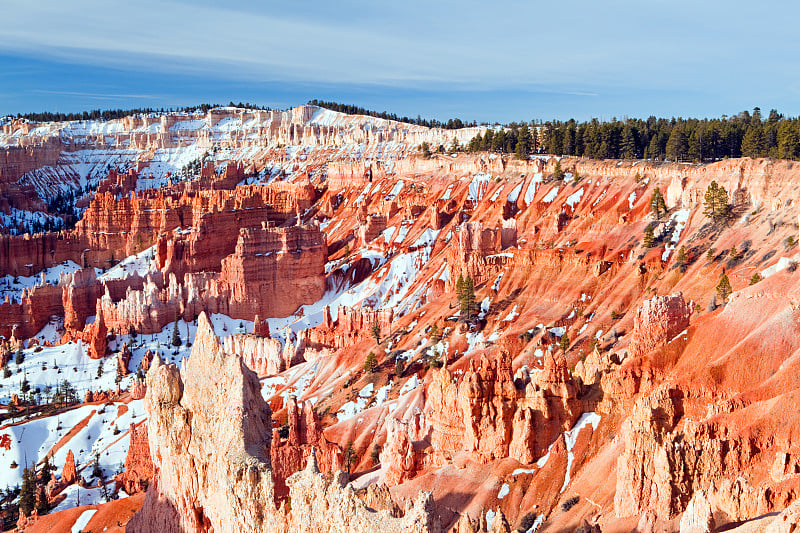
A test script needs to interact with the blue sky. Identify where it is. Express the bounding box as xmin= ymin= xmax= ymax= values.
xmin=1 ymin=0 xmax=799 ymax=123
